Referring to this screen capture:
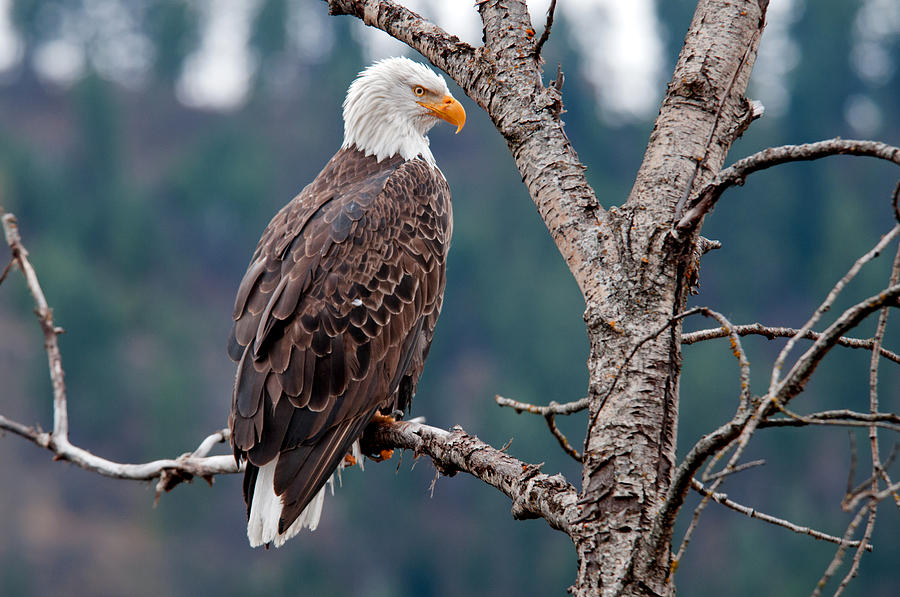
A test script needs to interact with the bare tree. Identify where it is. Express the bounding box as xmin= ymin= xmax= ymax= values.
xmin=2 ymin=1 xmax=899 ymax=595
